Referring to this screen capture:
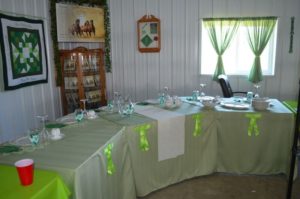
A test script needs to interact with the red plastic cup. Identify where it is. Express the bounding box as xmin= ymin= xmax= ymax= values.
xmin=14 ymin=159 xmax=34 ymax=186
